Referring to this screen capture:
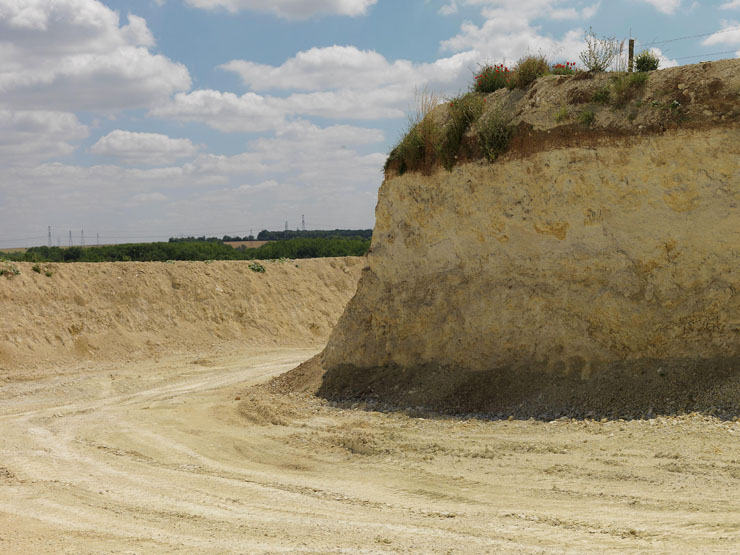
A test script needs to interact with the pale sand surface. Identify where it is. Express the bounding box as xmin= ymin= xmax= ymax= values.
xmin=1 ymin=347 xmax=739 ymax=554
xmin=1 ymin=259 xmax=739 ymax=553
